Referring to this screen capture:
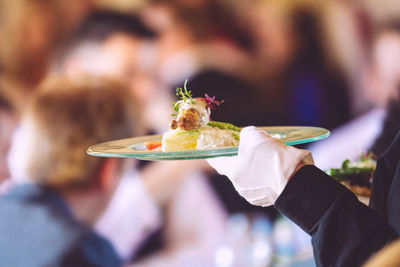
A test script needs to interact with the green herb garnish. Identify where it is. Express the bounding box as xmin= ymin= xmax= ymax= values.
xmin=171 ymin=80 xmax=194 ymax=116
xmin=232 ymin=132 xmax=240 ymax=141
xmin=176 ymin=79 xmax=193 ymax=102
xmin=207 ymin=121 xmax=241 ymax=132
